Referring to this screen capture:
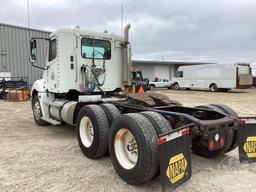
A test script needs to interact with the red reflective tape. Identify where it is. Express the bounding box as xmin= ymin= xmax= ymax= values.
xmin=239 ymin=119 xmax=246 ymax=125
xmin=181 ymin=128 xmax=189 ymax=135
xmin=157 ymin=137 xmax=166 ymax=145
